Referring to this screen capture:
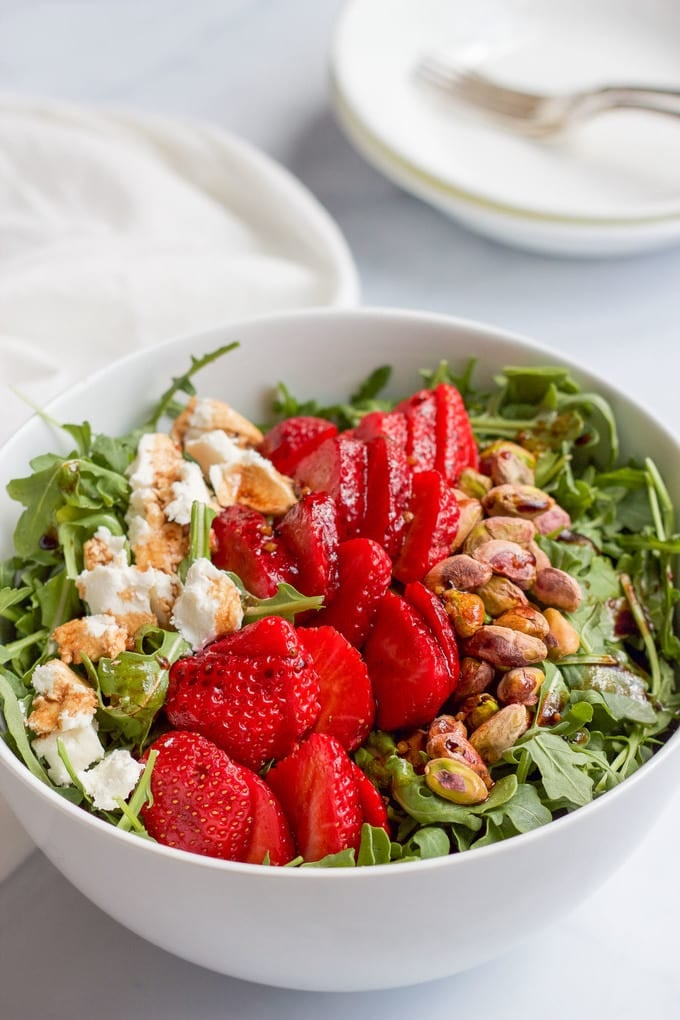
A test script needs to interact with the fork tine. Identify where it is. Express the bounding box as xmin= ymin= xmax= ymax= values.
xmin=415 ymin=56 xmax=544 ymax=119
